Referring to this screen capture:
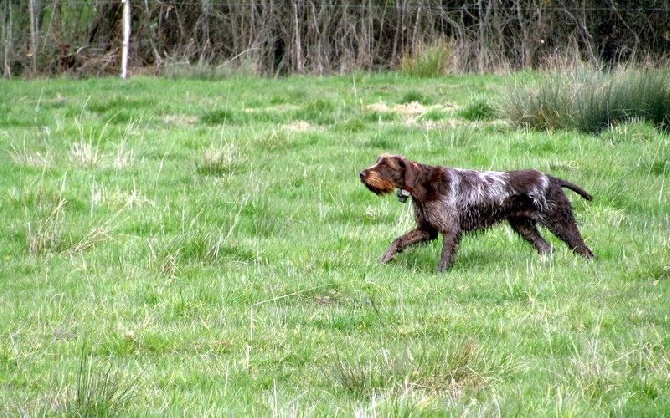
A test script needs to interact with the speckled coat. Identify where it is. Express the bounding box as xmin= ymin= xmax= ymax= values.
xmin=360 ymin=154 xmax=594 ymax=272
